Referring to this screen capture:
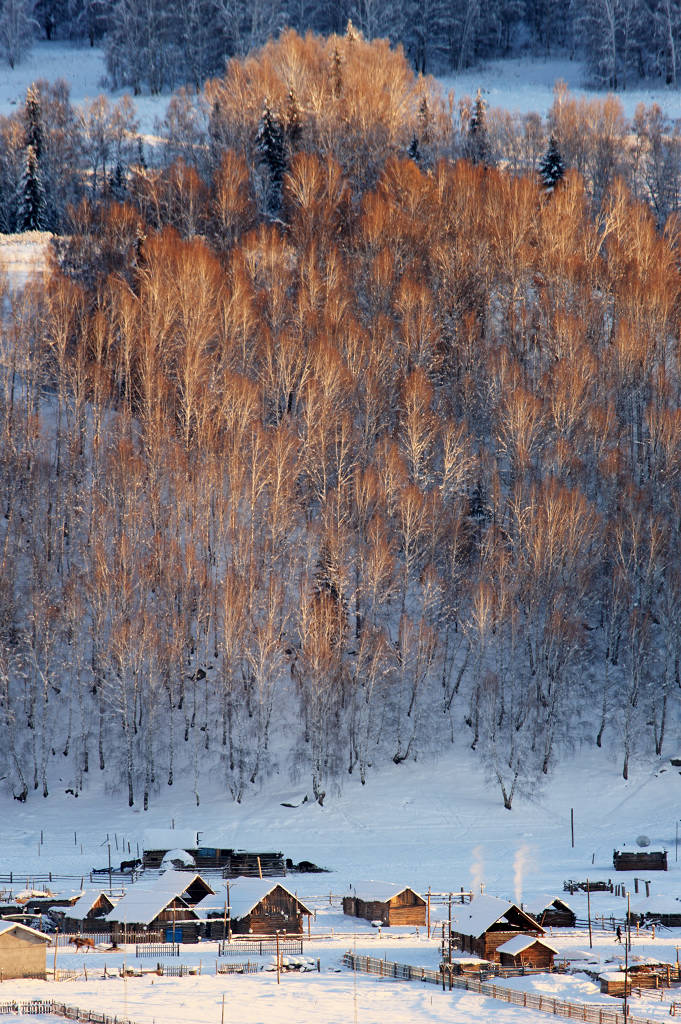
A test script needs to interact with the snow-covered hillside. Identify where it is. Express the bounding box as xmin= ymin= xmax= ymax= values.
xmin=2 ymin=744 xmax=680 ymax=913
